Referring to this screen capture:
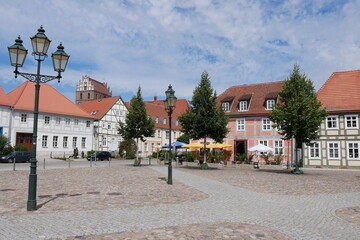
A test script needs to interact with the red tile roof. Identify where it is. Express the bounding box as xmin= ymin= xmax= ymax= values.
xmin=89 ymin=78 xmax=112 ymax=96
xmin=0 ymin=86 xmax=12 ymax=106
xmin=125 ymin=98 xmax=189 ymax=130
xmin=217 ymin=81 xmax=284 ymax=116
xmin=79 ymin=96 xmax=125 ymax=119
xmin=7 ymin=82 xmax=93 ymax=118
xmin=318 ymin=70 xmax=360 ymax=111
